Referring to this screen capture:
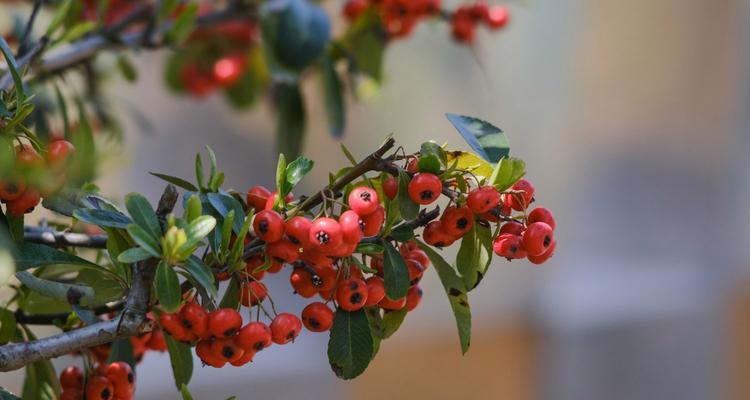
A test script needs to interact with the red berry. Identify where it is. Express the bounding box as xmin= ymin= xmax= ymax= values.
xmin=179 ymin=302 xmax=209 ymax=339
xmin=507 ymin=179 xmax=535 ymax=211
xmin=60 ymin=389 xmax=83 ymax=400
xmin=406 ymin=248 xmax=430 ymax=270
xmin=308 ymin=217 xmax=343 ymax=252
xmin=60 ymin=366 xmax=83 ymax=390
xmin=527 ymin=238 xmax=556 ymax=265
xmin=180 ymin=62 xmax=215 ymax=97
xmin=146 ymin=328 xmax=167 ymax=351
xmin=240 ymin=281 xmax=267 ymax=307
xmin=0 ymin=179 xmax=26 ymax=201
xmin=370 ymin=255 xmax=384 ymax=276
xmin=270 ymin=313 xmax=302 ymax=345
xmin=159 ymin=312 xmax=195 ymax=342
xmin=285 ymin=216 xmax=312 ymax=248
xmin=339 ymin=210 xmax=364 ymax=244
xmin=528 ymin=207 xmax=556 ymax=230
xmin=406 ymin=285 xmax=423 ymax=311
xmin=407 ymin=259 xmax=424 ymax=285
xmin=467 ymin=186 xmax=501 ymax=214
xmin=451 ymin=14 xmax=476 ymax=44
xmin=383 ymin=176 xmax=398 ymax=200
xmin=230 ymin=349 xmax=256 ymax=367
xmin=379 ymin=295 xmax=407 ymax=311
xmin=6 ymin=189 xmax=40 ymax=217
xmin=265 ymin=239 xmax=300 ymax=264
xmin=407 ymin=173 xmax=442 ymax=205
xmin=263 ymin=191 xmax=293 ymax=210
xmin=348 ymin=186 xmax=379 ymax=215
xmin=343 ymin=0 xmax=368 ymax=21
xmin=196 ymin=339 xmax=226 ymax=368
xmin=208 ymin=308 xmax=243 ymax=338
xmin=212 ymin=54 xmax=246 ymax=87
xmin=406 ymin=158 xmax=418 ymax=173
xmin=290 ymin=267 xmax=318 ymax=298
xmin=105 ymin=361 xmax=134 ymax=398
xmin=484 ymin=5 xmax=509 ymax=29
xmin=246 ymin=185 xmax=271 ymax=212
xmin=253 ymin=210 xmax=285 ymax=243
xmin=361 ymin=205 xmax=385 ymax=236
xmin=236 ymin=321 xmax=272 ymax=352
xmin=493 ymin=233 xmax=527 ymax=259
xmin=46 ymin=140 xmax=75 ymax=168
xmin=364 ymin=276 xmax=386 ymax=306
xmin=301 ymin=302 xmax=334 ymax=332
xmin=210 ymin=337 xmax=245 ymax=363
xmin=499 ymin=221 xmax=525 ymax=236
xmin=522 ymin=222 xmax=553 ymax=256
xmin=422 ymin=221 xmax=455 ymax=247
xmin=440 ymin=206 xmax=474 ymax=237
xmin=336 ymin=278 xmax=368 ymax=311
xmin=311 ymin=263 xmax=338 ymax=291
xmin=85 ymin=376 xmax=114 ymax=400
xmin=300 ymin=248 xmax=333 ymax=267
